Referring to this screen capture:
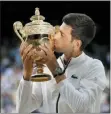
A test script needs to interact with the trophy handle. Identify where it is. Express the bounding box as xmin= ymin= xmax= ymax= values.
xmin=13 ymin=21 xmax=24 ymax=42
